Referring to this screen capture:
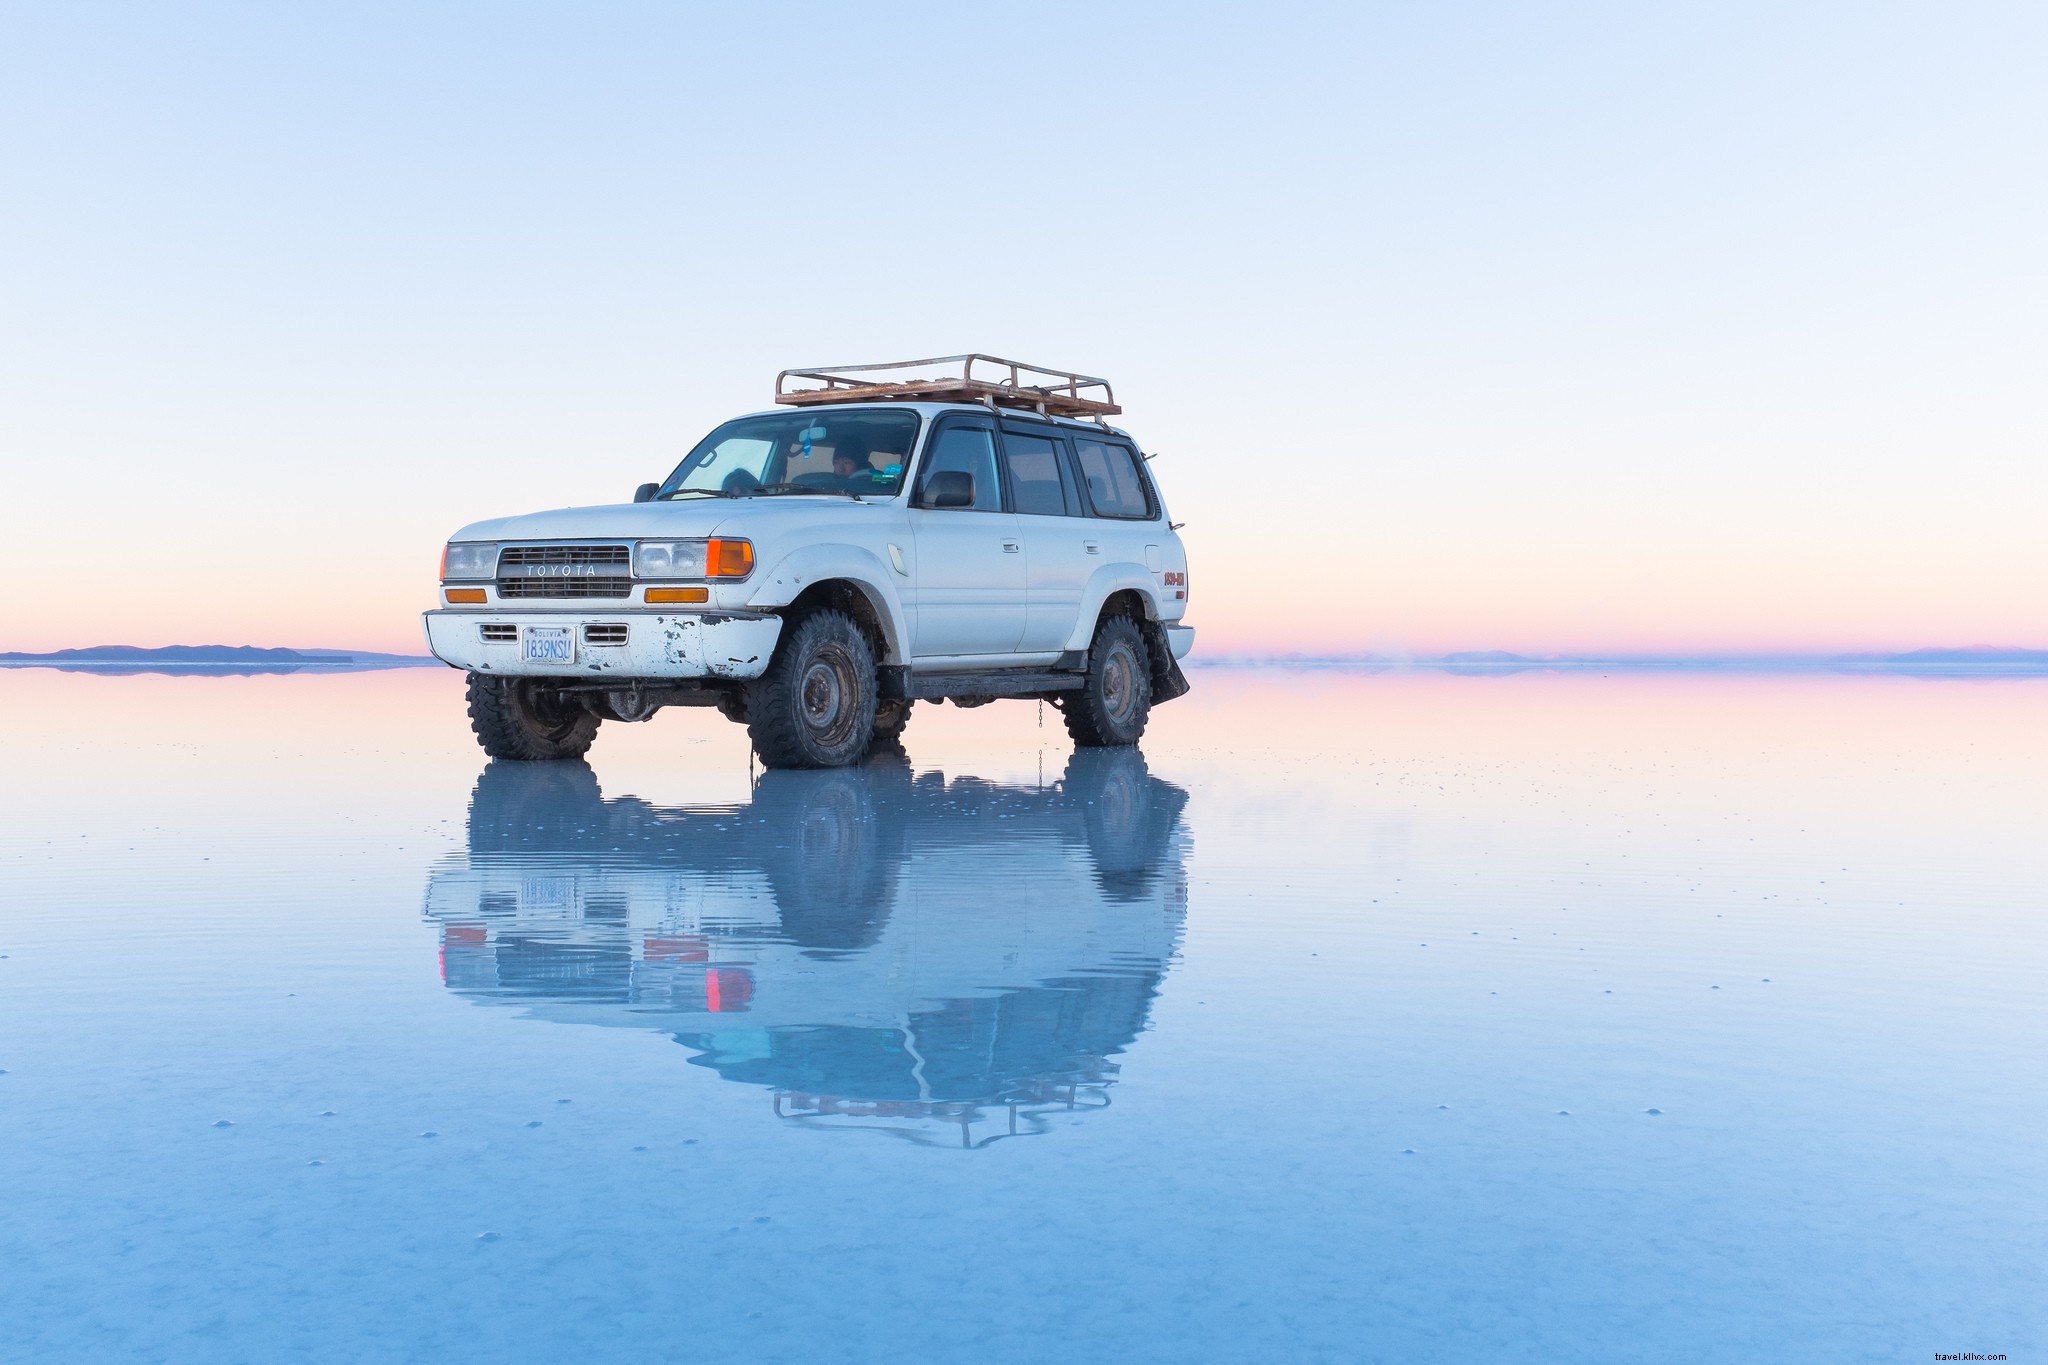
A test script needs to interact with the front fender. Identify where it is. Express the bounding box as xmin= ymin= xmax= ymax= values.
xmin=746 ymin=544 xmax=912 ymax=664
xmin=1061 ymin=563 xmax=1167 ymax=653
